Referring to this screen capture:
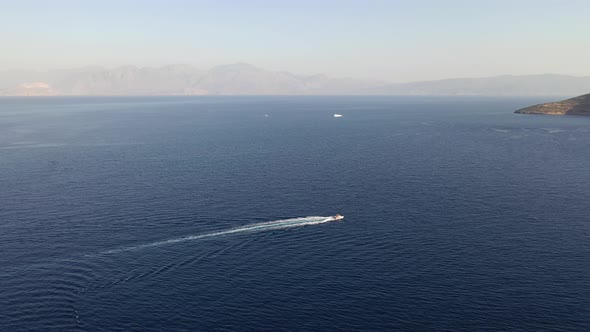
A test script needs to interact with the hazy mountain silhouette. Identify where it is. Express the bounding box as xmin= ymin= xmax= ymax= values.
xmin=2 ymin=64 xmax=590 ymax=96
